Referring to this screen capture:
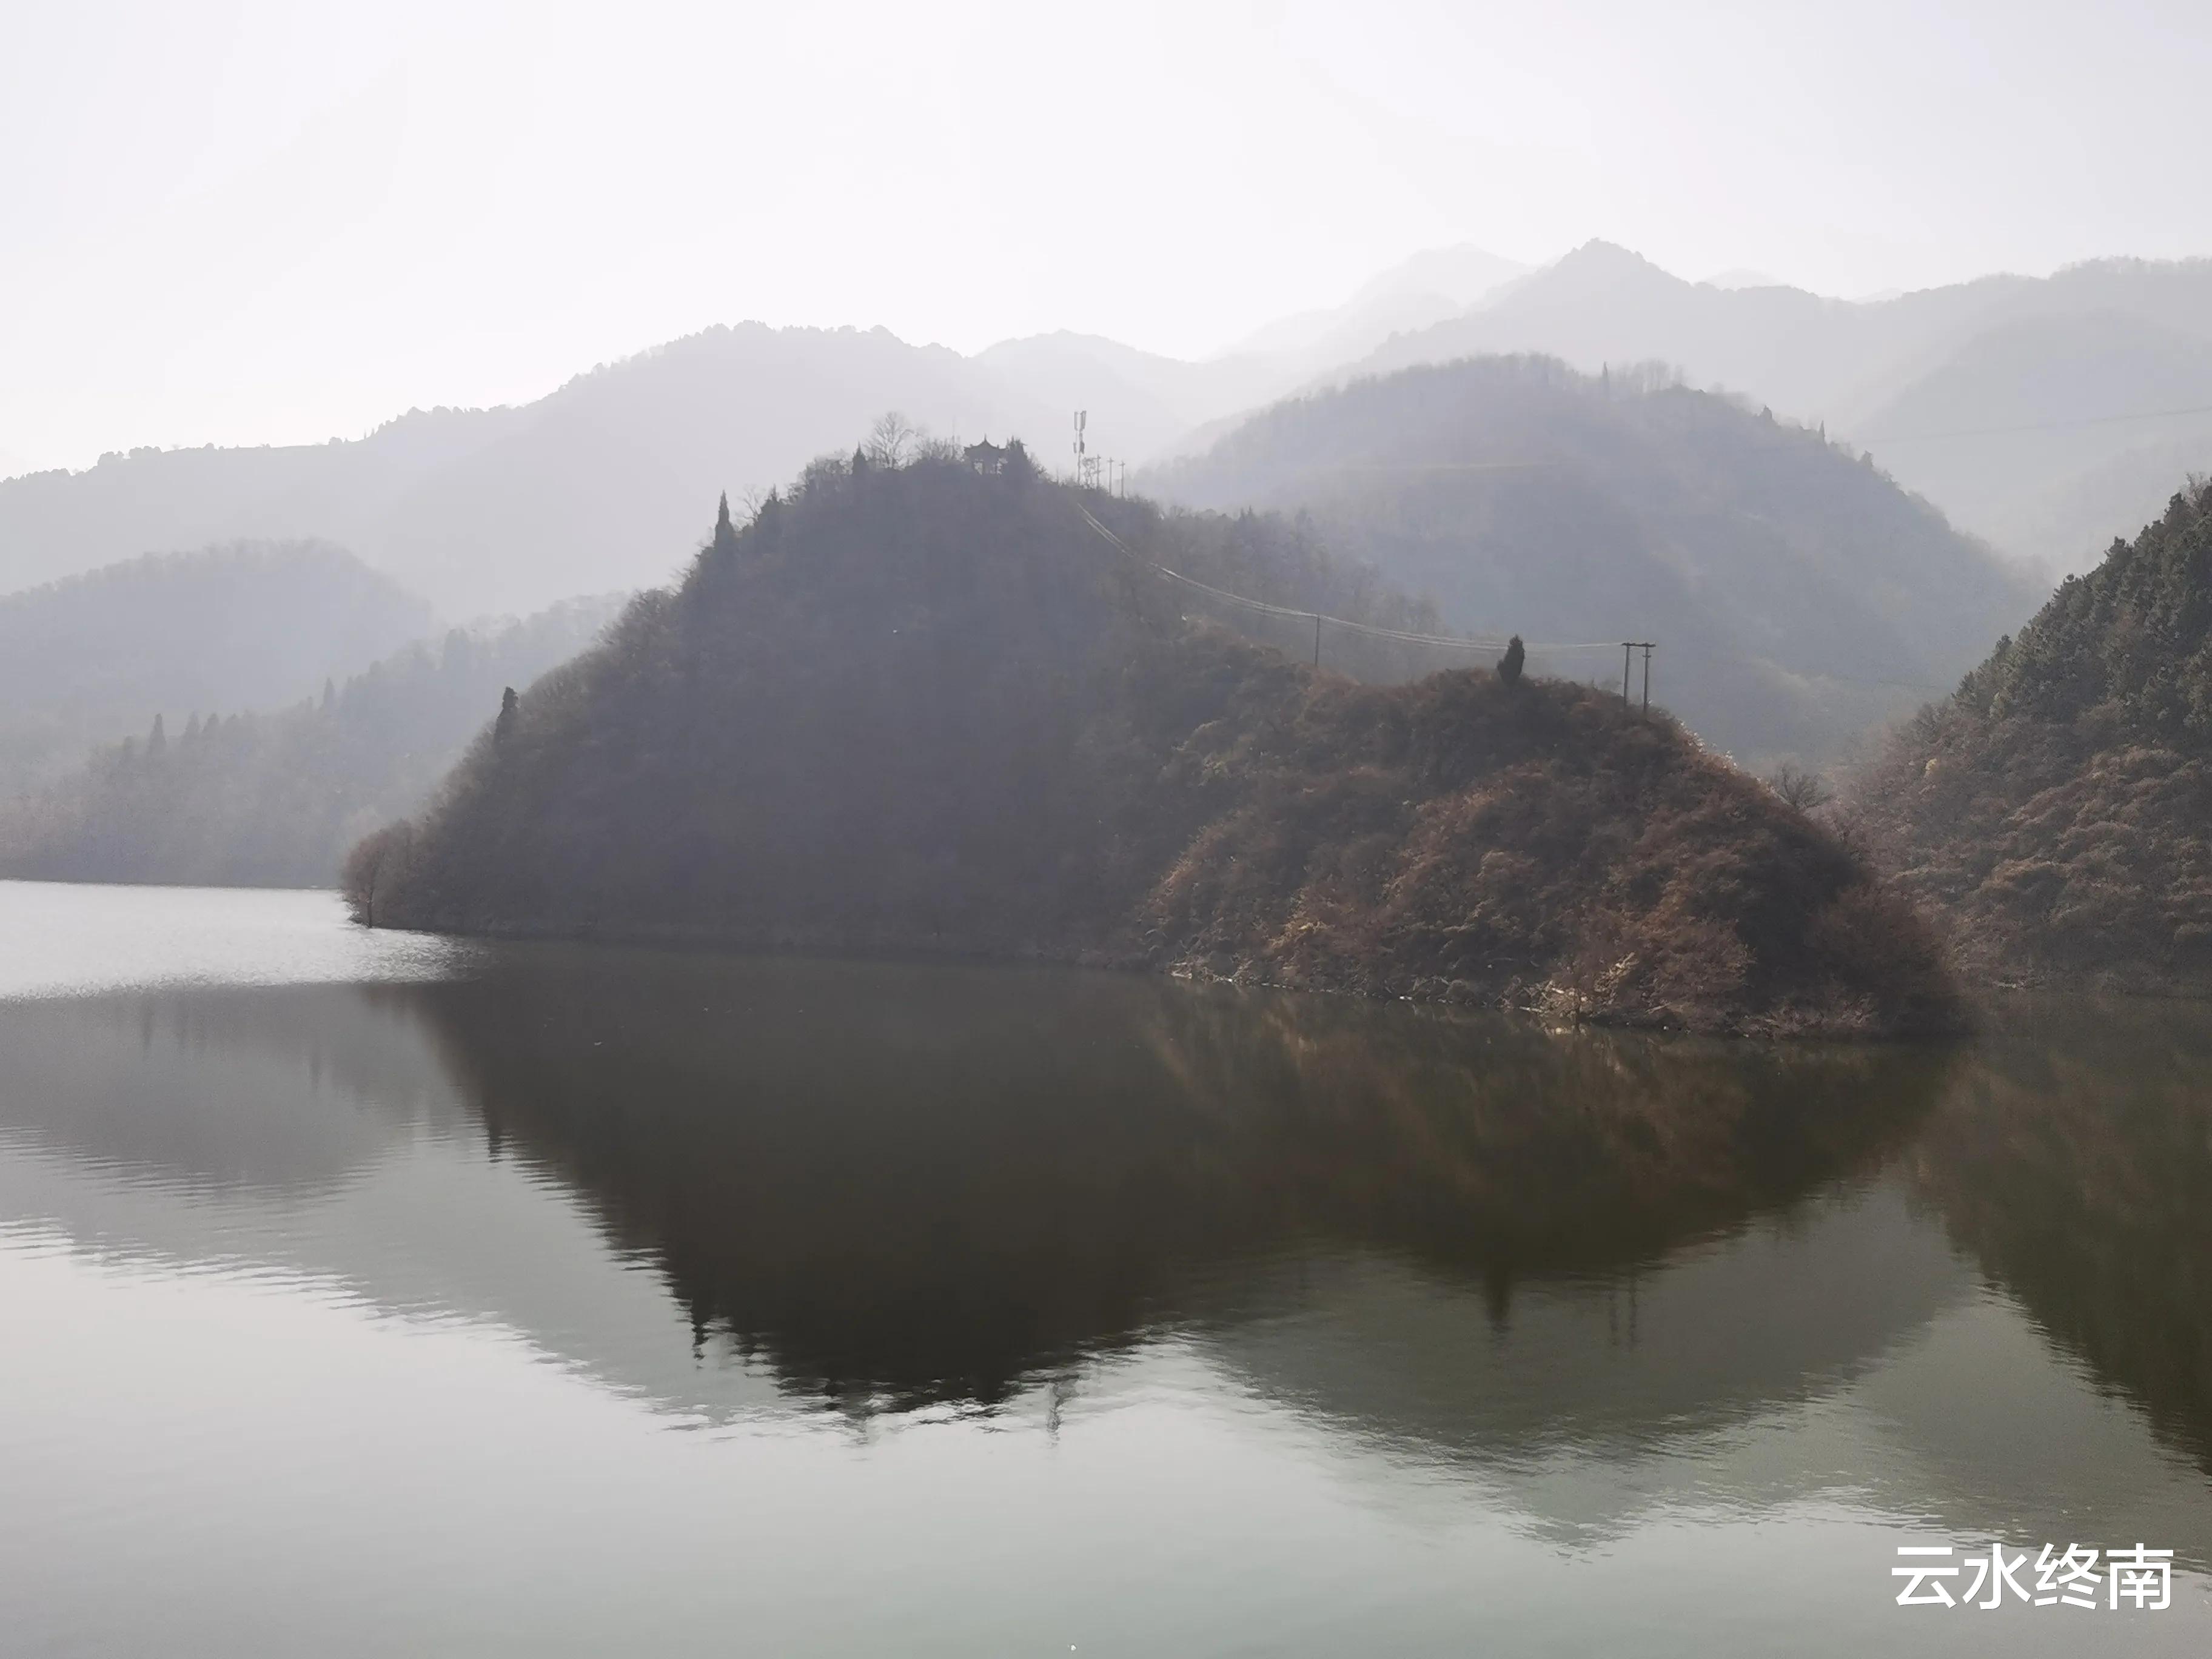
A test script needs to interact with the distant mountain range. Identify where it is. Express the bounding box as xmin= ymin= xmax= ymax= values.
xmin=0 ymin=247 xmax=1529 ymax=618
xmin=2 ymin=238 xmax=2204 ymax=619
xmin=1346 ymin=243 xmax=2212 ymax=574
